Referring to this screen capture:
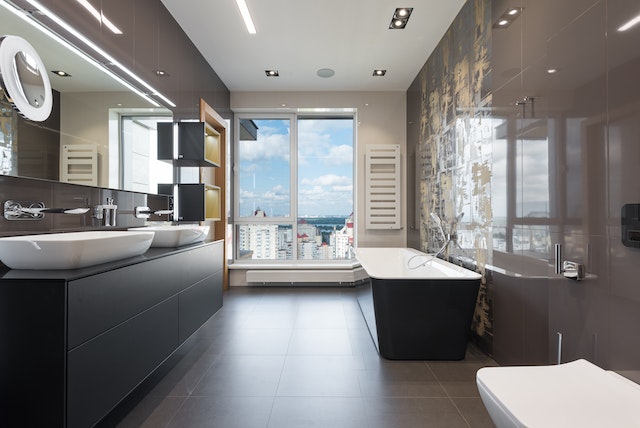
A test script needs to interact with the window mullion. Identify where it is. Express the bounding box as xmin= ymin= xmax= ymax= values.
xmin=291 ymin=114 xmax=299 ymax=260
